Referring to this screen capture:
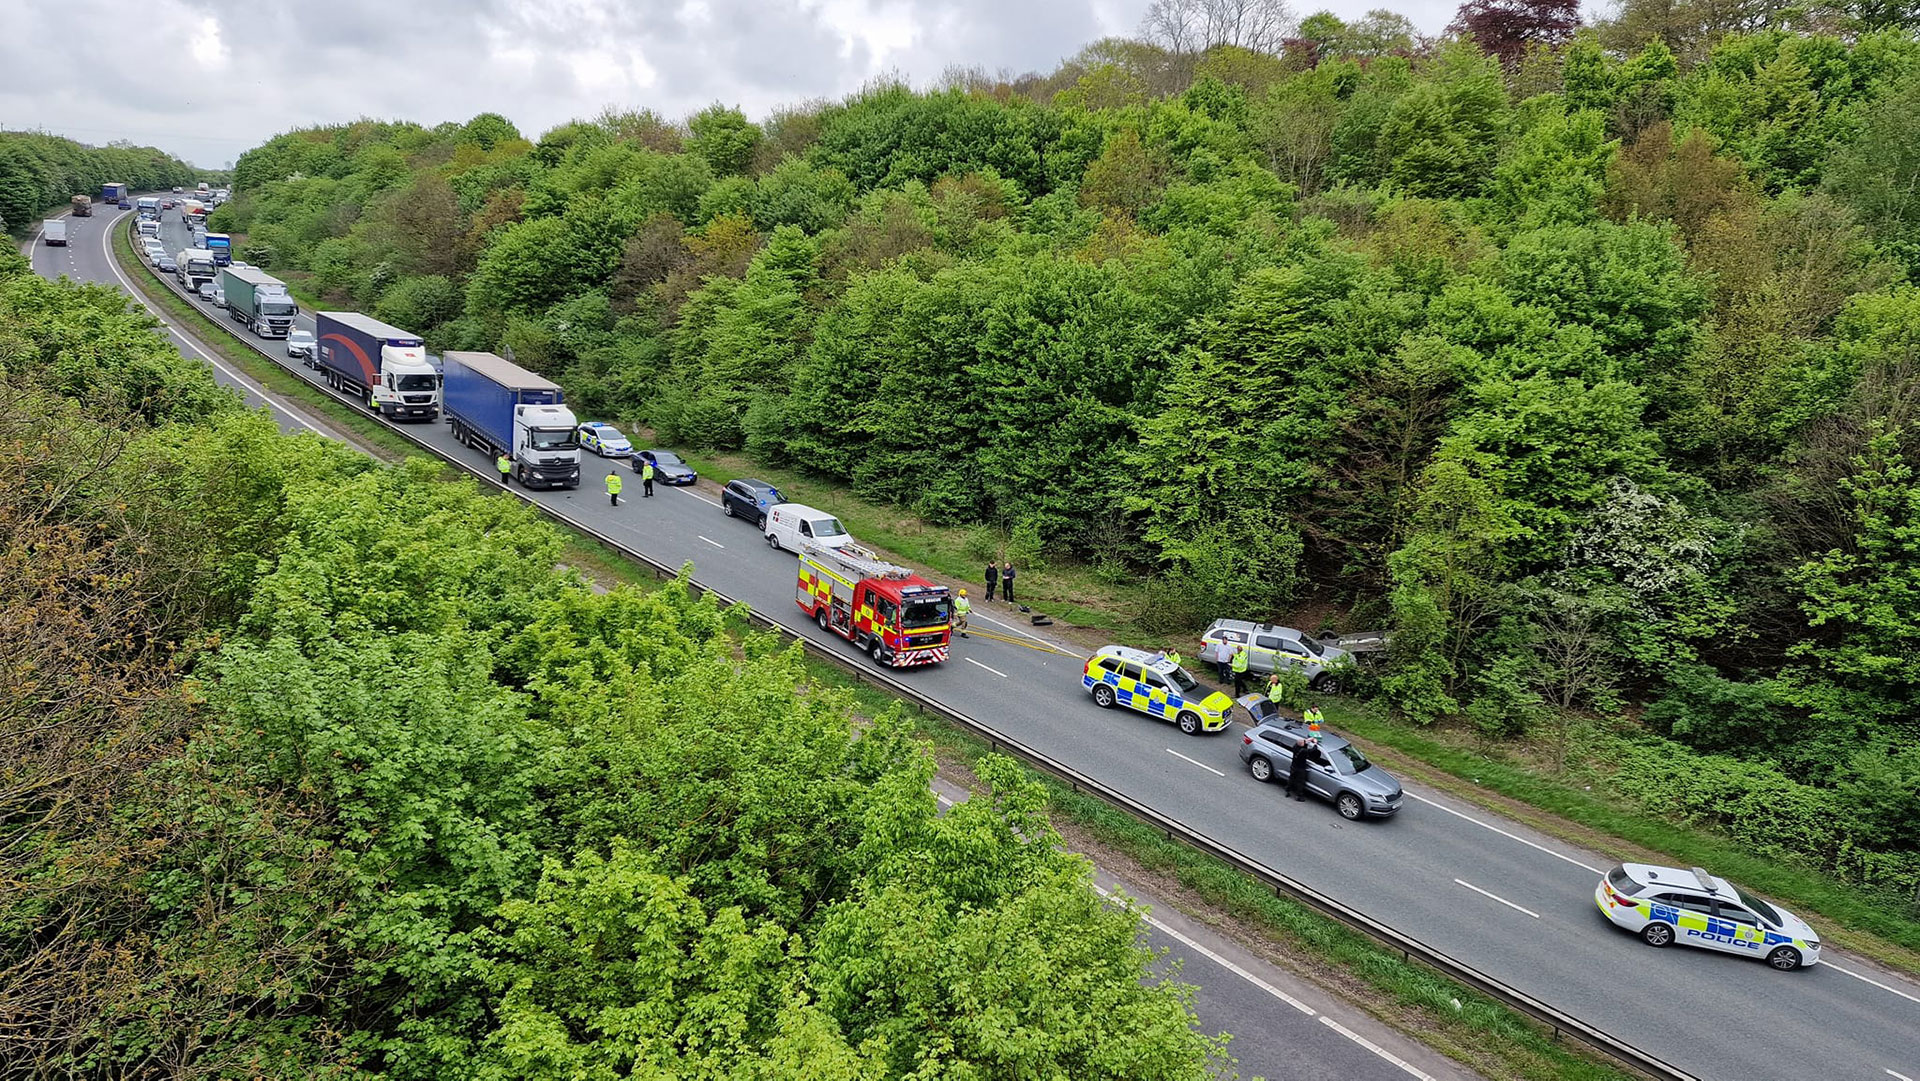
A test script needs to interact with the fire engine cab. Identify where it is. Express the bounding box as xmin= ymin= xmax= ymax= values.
xmin=798 ymin=542 xmax=952 ymax=667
